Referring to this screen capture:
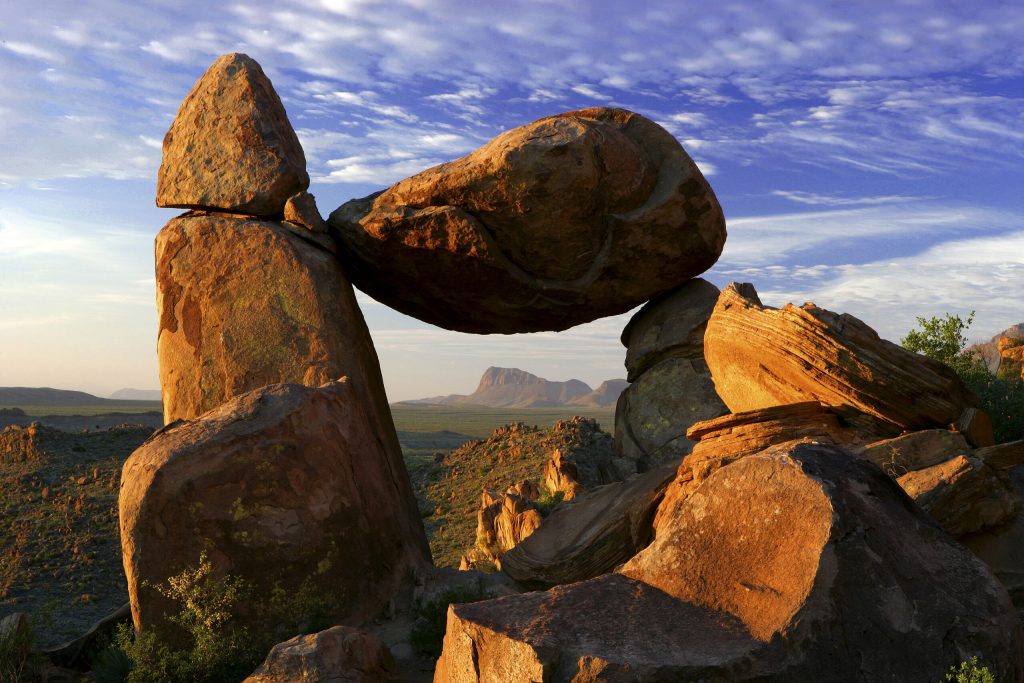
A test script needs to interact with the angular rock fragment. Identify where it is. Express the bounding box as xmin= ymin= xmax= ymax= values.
xmin=499 ymin=465 xmax=674 ymax=588
xmin=157 ymin=53 xmax=308 ymax=215
xmin=243 ymin=626 xmax=394 ymax=683
xmin=897 ymin=455 xmax=1019 ymax=536
xmin=119 ymin=380 xmax=430 ymax=641
xmin=705 ymin=283 xmax=976 ymax=430
xmin=283 ymin=191 xmax=328 ymax=233
xmin=329 ymin=107 xmax=726 ymax=333
xmin=975 ymin=439 xmax=1024 ymax=470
